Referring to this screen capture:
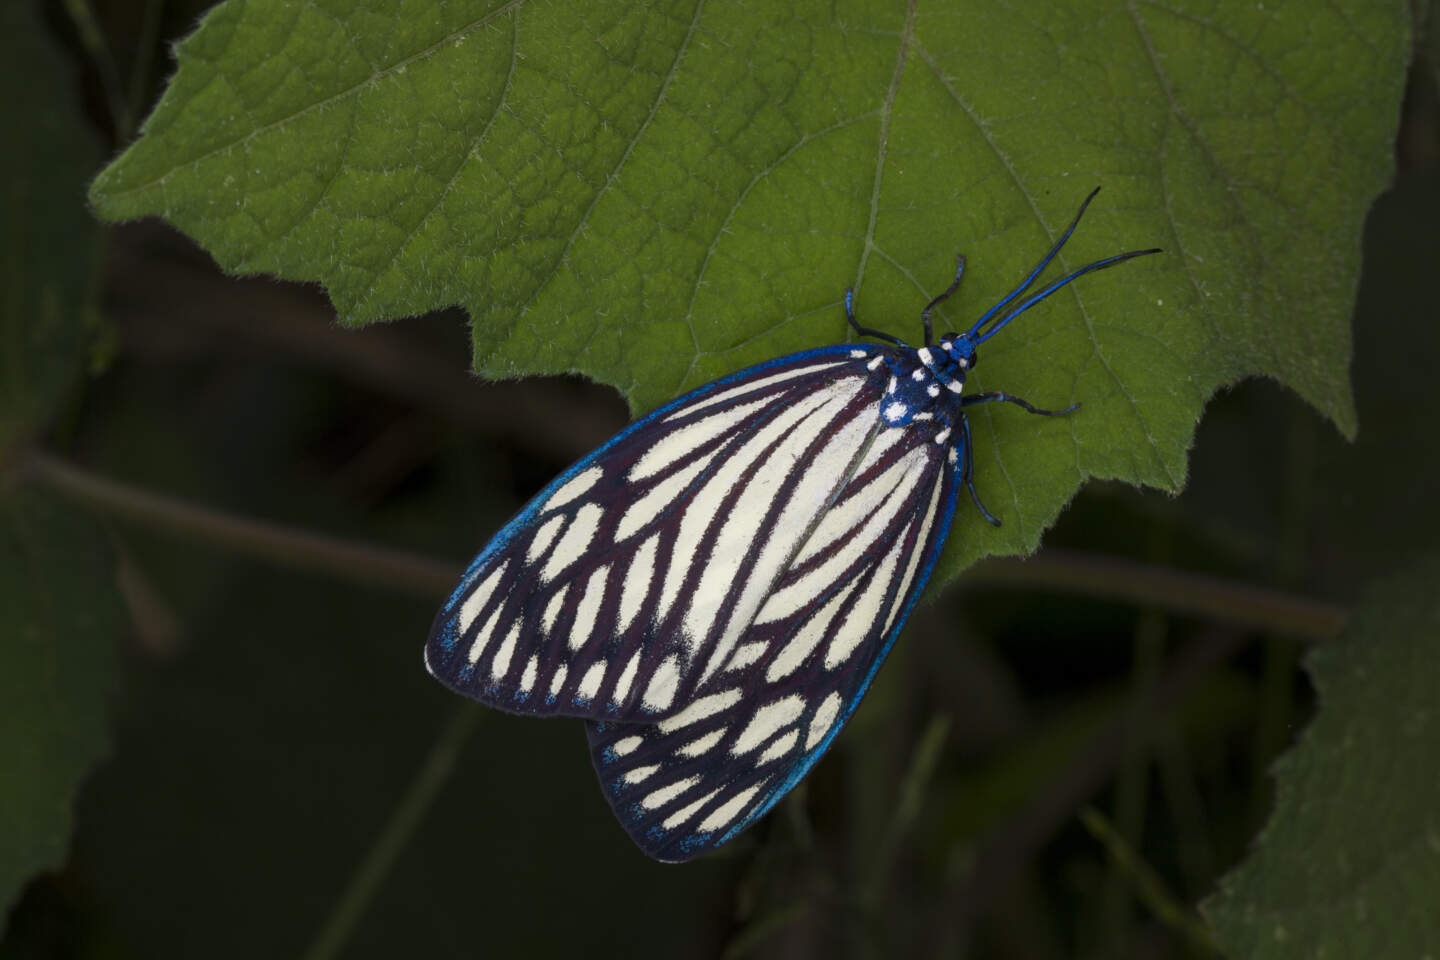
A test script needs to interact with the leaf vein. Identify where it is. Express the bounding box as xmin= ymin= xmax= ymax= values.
xmin=118 ymin=0 xmax=529 ymax=198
